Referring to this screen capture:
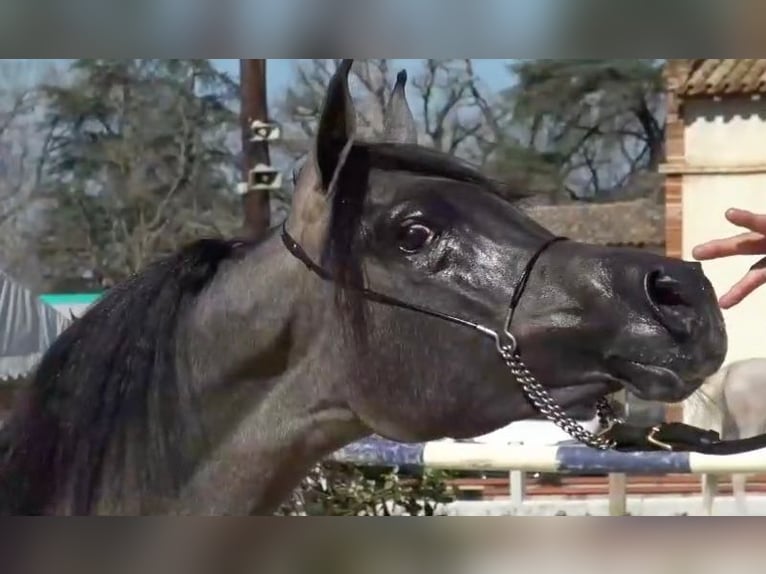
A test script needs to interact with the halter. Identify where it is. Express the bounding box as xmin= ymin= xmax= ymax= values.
xmin=281 ymin=223 xmax=620 ymax=450
xmin=281 ymin=223 xmax=766 ymax=455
